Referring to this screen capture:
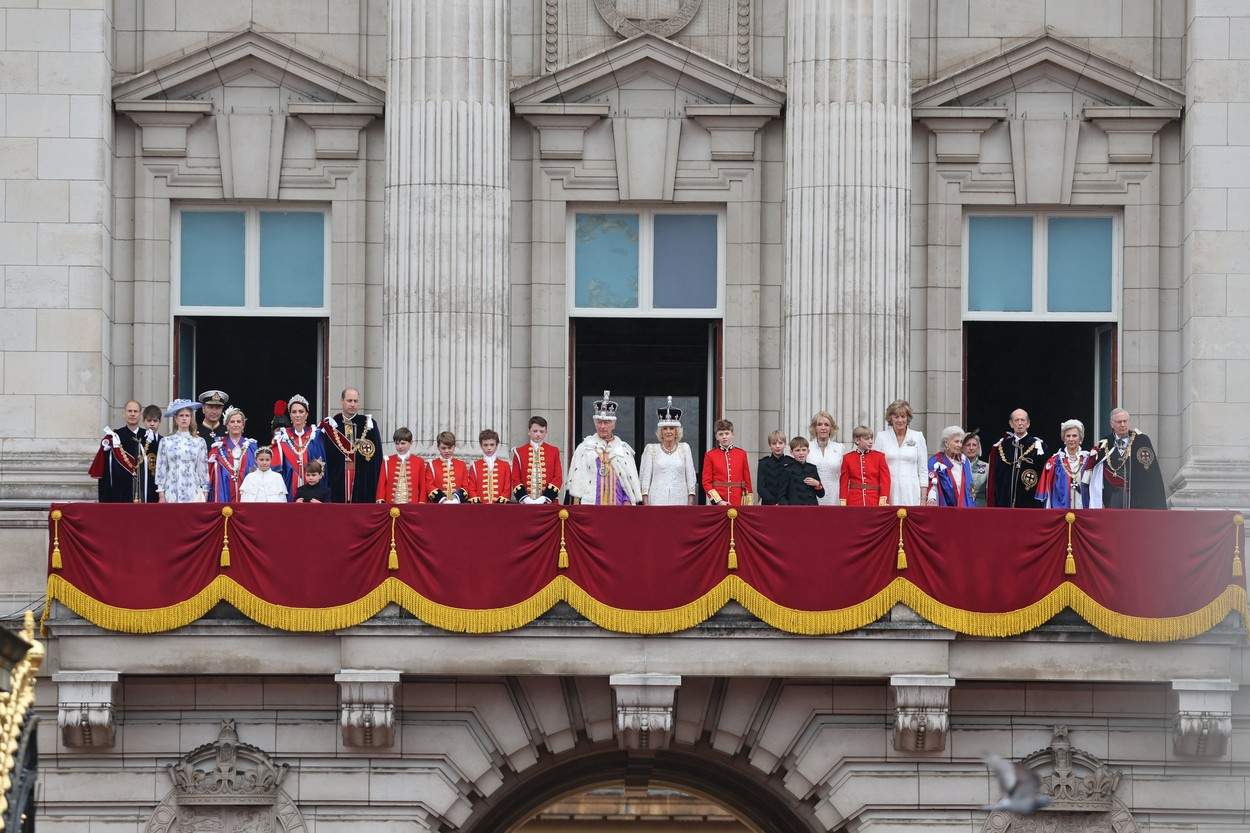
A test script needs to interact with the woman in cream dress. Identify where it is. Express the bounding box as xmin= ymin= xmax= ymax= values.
xmin=639 ymin=397 xmax=697 ymax=506
xmin=804 ymin=410 xmax=844 ymax=506
xmin=874 ymin=399 xmax=929 ymax=506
